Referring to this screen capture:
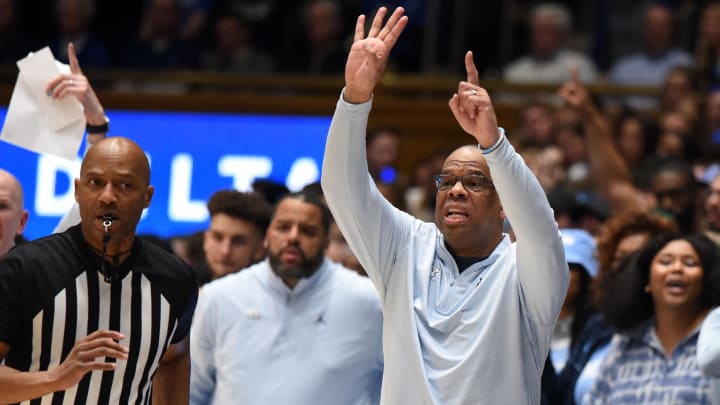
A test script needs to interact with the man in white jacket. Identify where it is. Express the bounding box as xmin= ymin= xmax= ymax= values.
xmin=321 ymin=7 xmax=569 ymax=405
xmin=190 ymin=191 xmax=383 ymax=405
